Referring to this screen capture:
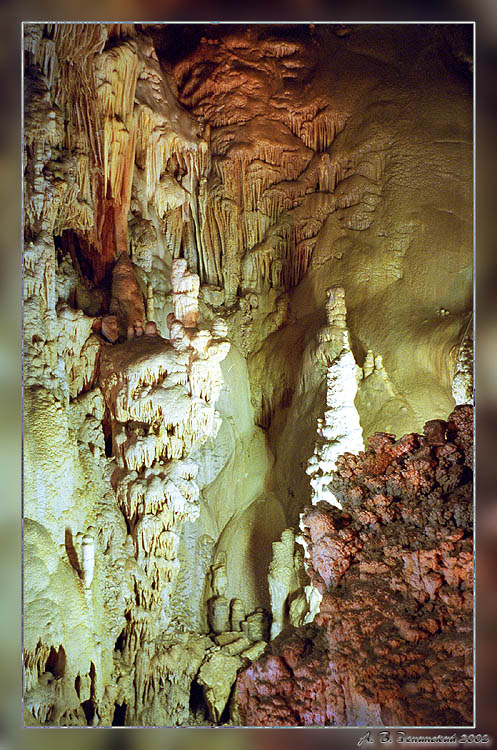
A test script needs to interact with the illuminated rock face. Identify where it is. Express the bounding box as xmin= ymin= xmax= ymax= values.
xmin=306 ymin=286 xmax=364 ymax=510
xmin=23 ymin=23 xmax=473 ymax=726
xmin=98 ymin=288 xmax=230 ymax=641
xmin=235 ymin=406 xmax=473 ymax=727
